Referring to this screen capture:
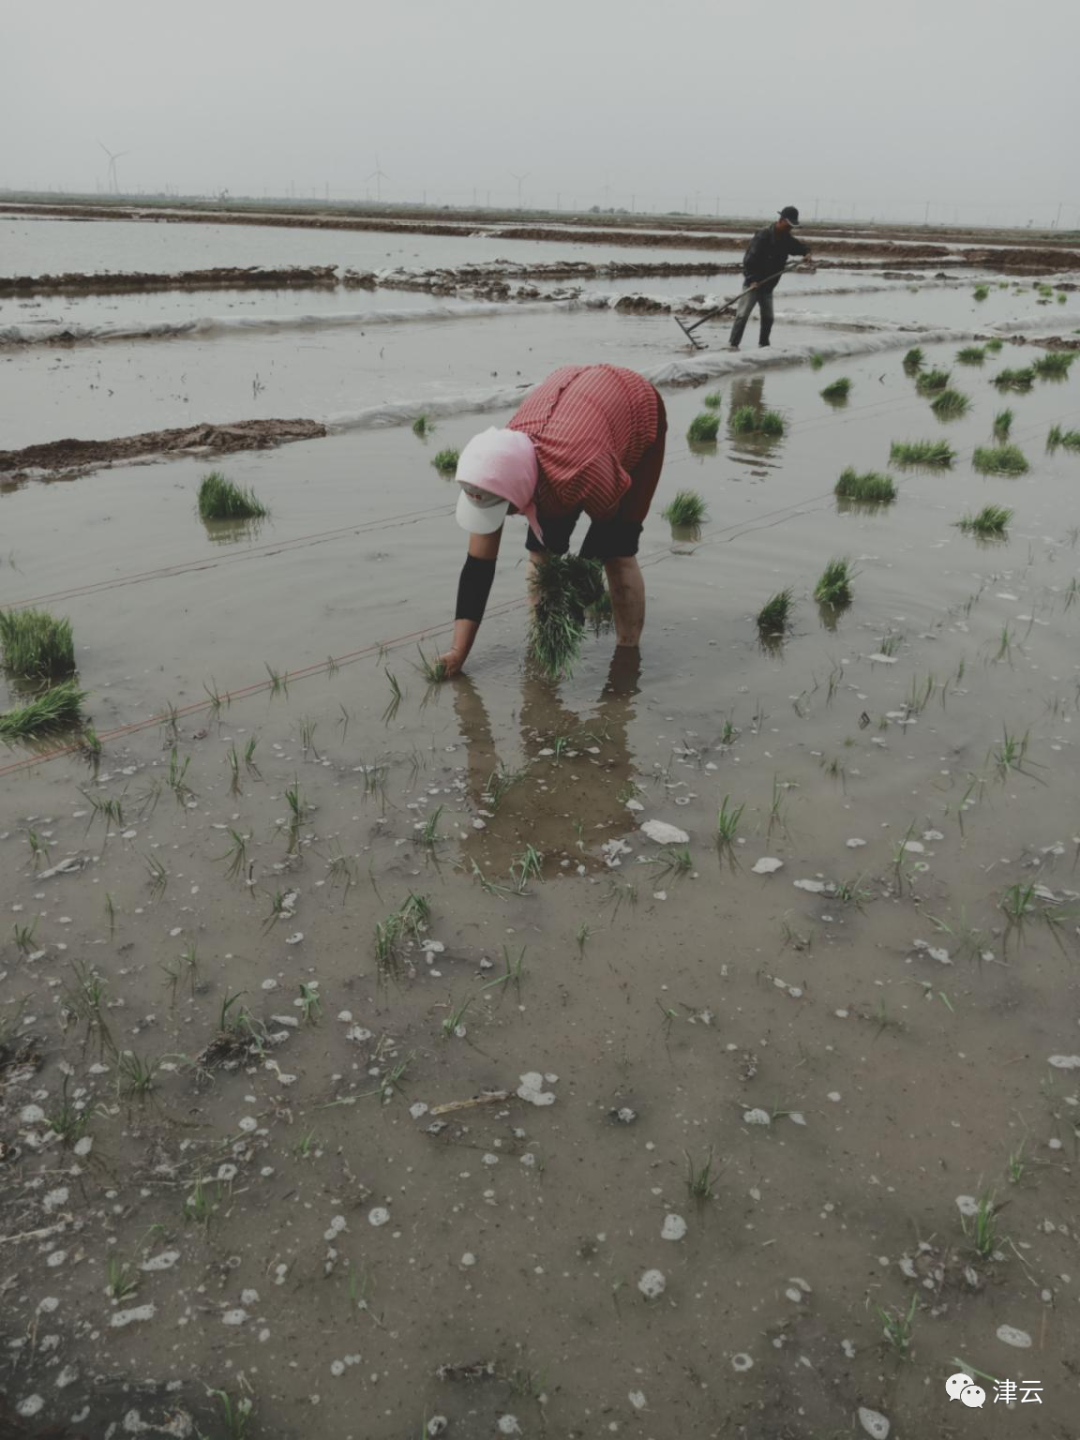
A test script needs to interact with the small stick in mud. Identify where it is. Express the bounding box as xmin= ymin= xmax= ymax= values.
xmin=430 ymin=1091 xmax=511 ymax=1117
